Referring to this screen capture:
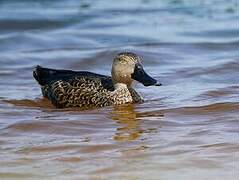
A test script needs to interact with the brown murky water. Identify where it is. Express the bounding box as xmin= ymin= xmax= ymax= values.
xmin=1 ymin=0 xmax=239 ymax=179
